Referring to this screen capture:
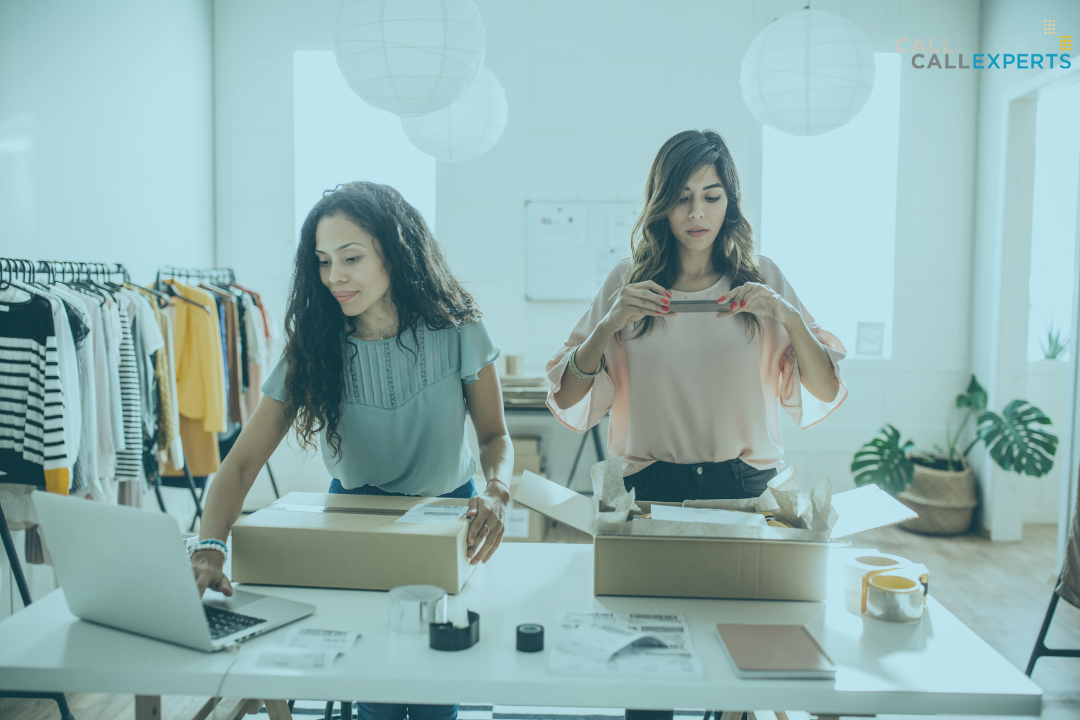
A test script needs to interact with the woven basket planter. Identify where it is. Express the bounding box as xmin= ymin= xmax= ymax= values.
xmin=910 ymin=462 xmax=977 ymax=504
xmin=897 ymin=462 xmax=978 ymax=535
